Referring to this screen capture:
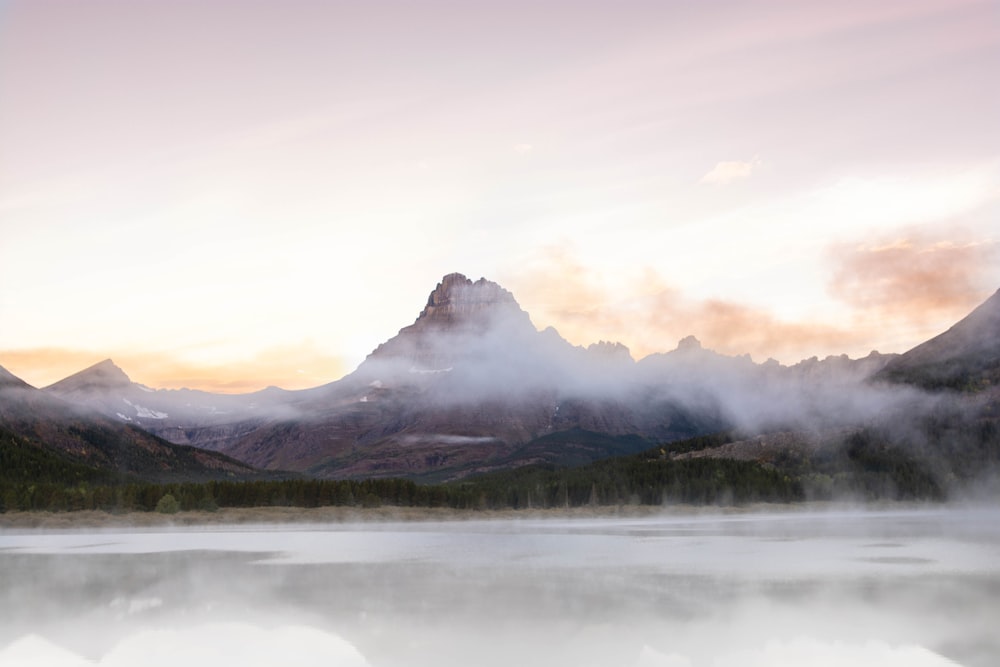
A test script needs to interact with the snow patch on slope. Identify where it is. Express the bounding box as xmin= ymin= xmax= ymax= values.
xmin=122 ymin=398 xmax=168 ymax=419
